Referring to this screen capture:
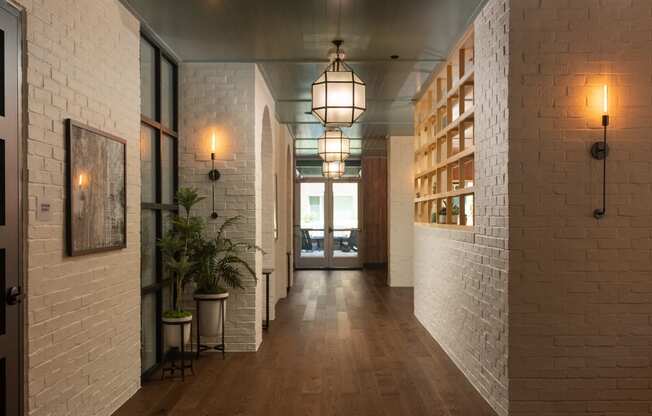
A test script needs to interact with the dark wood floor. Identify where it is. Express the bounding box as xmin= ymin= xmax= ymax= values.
xmin=114 ymin=269 xmax=496 ymax=416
